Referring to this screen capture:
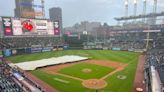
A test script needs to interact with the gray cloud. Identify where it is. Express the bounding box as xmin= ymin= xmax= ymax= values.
xmin=0 ymin=0 xmax=163 ymax=27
